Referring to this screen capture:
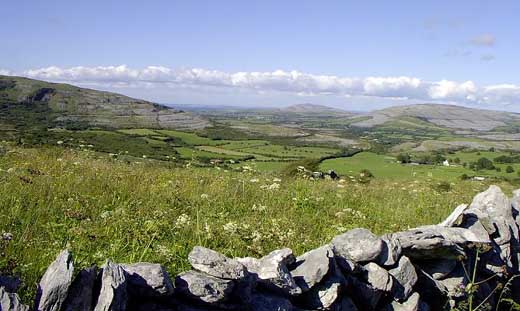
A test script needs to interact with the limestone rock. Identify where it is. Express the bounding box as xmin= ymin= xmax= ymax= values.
xmin=418 ymin=259 xmax=457 ymax=280
xmin=389 ymin=256 xmax=418 ymax=302
xmin=189 ymin=247 xmax=247 ymax=280
xmin=296 ymin=274 xmax=344 ymax=310
xmin=35 ymin=250 xmax=74 ymax=311
xmin=348 ymin=276 xmax=382 ymax=311
xmin=122 ymin=263 xmax=174 ymax=297
xmin=237 ymin=249 xmax=301 ymax=296
xmin=62 ymin=266 xmax=98 ymax=311
xmin=394 ymin=225 xmax=490 ymax=260
xmin=290 ymin=245 xmax=333 ymax=292
xmin=332 ymin=228 xmax=384 ymax=263
xmin=174 ymin=271 xmax=234 ymax=304
xmin=0 ymin=276 xmax=21 ymax=293
xmin=414 ymin=269 xmax=448 ymax=310
xmin=0 ymin=287 xmax=29 ymax=311
xmin=386 ymin=292 xmax=422 ymax=311
xmin=379 ymin=234 xmax=402 ymax=267
xmin=93 ymin=261 xmax=128 ymax=311
xmin=363 ymin=262 xmax=393 ymax=292
xmin=438 ymin=204 xmax=468 ymax=227
xmin=250 ymin=293 xmax=293 ymax=311
xmin=338 ymin=296 xmax=358 ymax=311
